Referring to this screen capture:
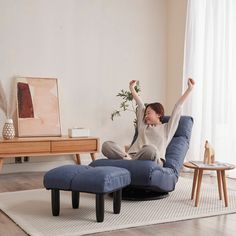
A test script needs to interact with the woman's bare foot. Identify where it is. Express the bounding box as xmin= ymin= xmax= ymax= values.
xmin=123 ymin=153 xmax=132 ymax=160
